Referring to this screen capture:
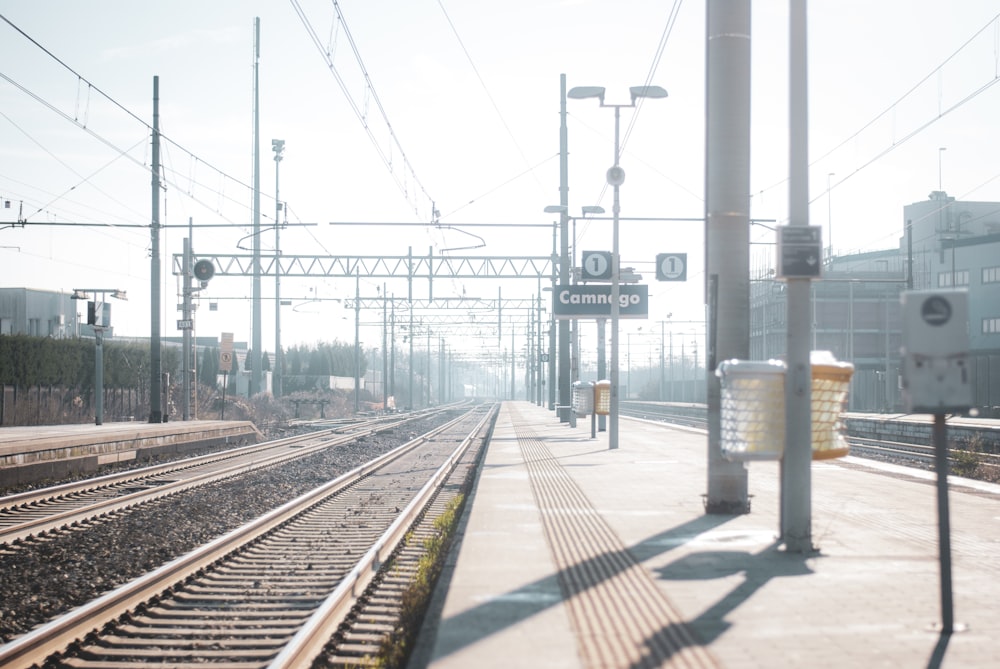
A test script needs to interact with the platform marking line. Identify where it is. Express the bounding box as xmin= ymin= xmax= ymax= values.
xmin=508 ymin=404 xmax=719 ymax=669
